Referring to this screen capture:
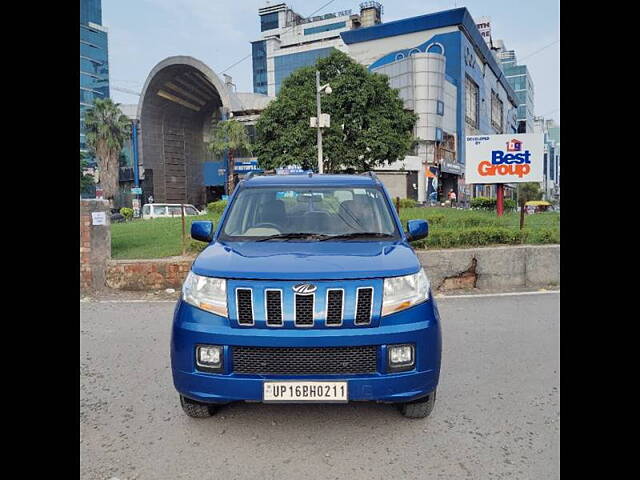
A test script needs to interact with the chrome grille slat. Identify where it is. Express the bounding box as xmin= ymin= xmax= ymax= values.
xmin=355 ymin=287 xmax=373 ymax=325
xmin=325 ymin=289 xmax=344 ymax=326
xmin=236 ymin=288 xmax=254 ymax=325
